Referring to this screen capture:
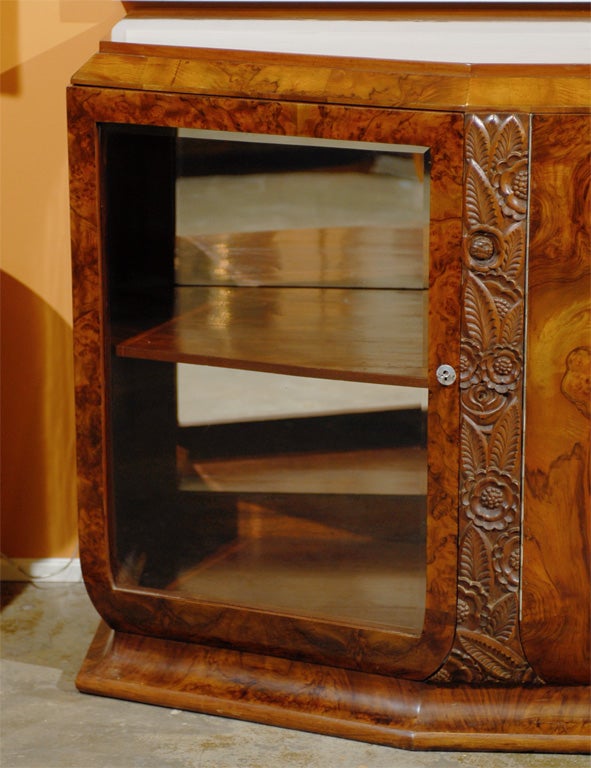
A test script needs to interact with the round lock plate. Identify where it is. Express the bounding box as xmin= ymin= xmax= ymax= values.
xmin=436 ymin=364 xmax=457 ymax=386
